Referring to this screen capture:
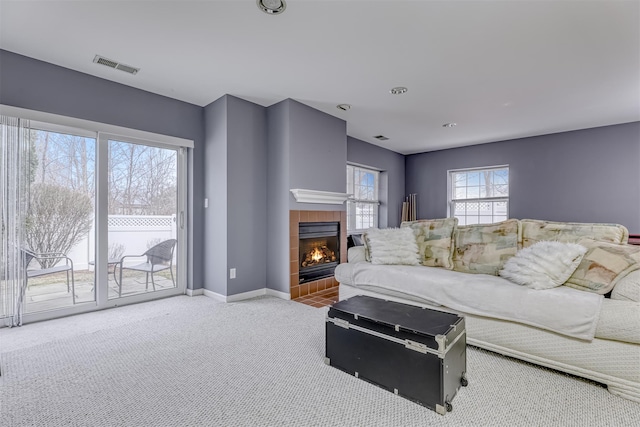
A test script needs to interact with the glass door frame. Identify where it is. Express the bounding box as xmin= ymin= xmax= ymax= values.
xmin=2 ymin=105 xmax=191 ymax=324
xmin=95 ymin=132 xmax=187 ymax=309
